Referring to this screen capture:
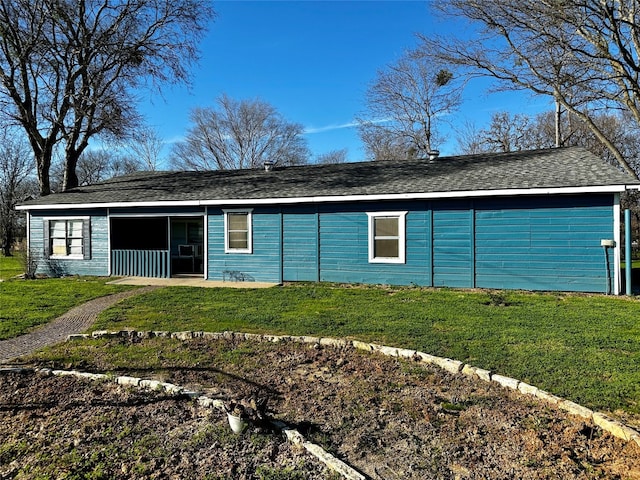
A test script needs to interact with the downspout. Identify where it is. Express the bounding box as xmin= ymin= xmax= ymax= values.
xmin=613 ymin=193 xmax=621 ymax=294
xmin=602 ymin=242 xmax=612 ymax=295
xmin=625 ymin=209 xmax=632 ymax=295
